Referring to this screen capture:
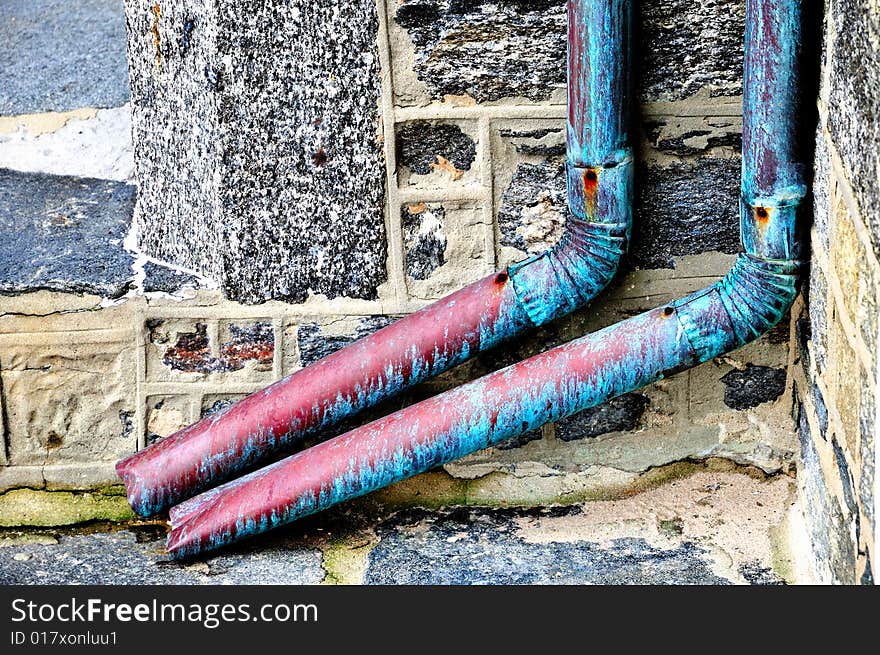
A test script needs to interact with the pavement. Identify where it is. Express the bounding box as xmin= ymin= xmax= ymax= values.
xmin=0 ymin=471 xmax=797 ymax=585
